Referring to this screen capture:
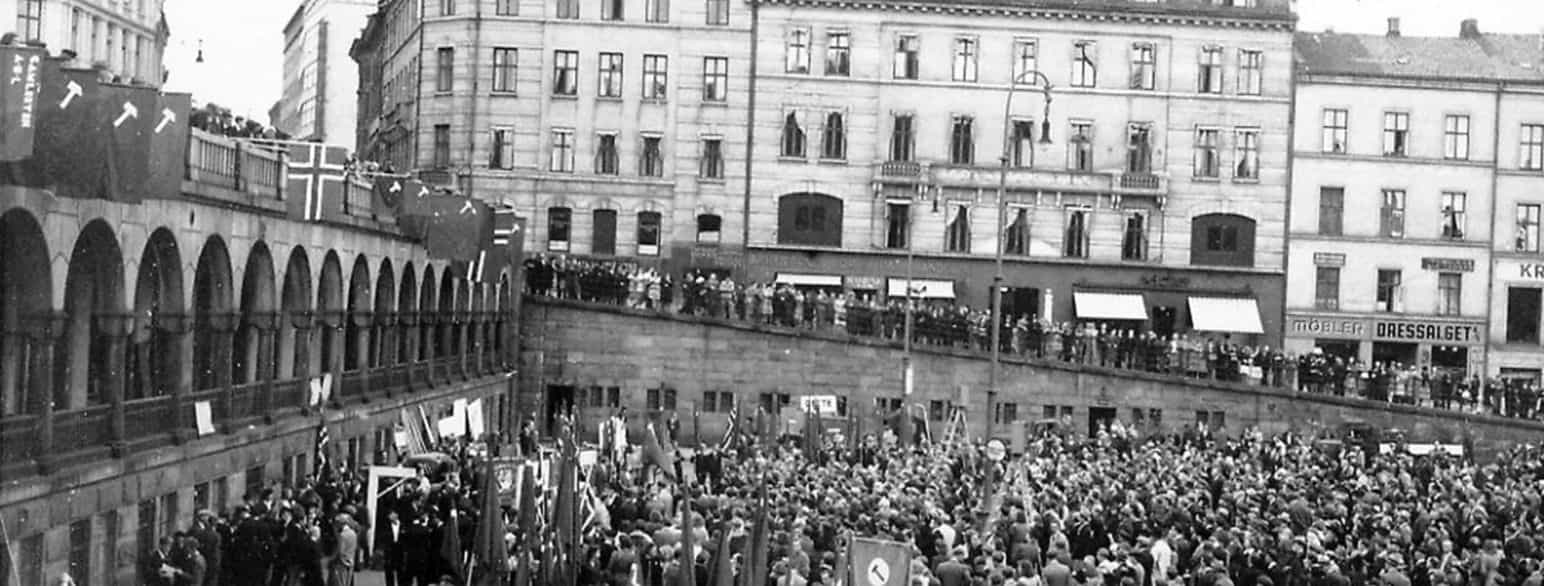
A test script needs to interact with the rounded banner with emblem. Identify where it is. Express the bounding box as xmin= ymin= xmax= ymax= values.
xmin=848 ymin=536 xmax=910 ymax=586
